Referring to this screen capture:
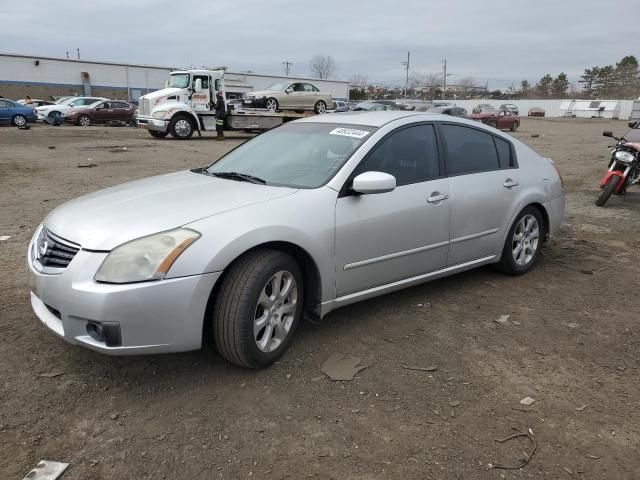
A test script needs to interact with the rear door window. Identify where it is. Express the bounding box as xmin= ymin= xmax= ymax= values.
xmin=441 ymin=124 xmax=500 ymax=175
xmin=494 ymin=136 xmax=515 ymax=169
